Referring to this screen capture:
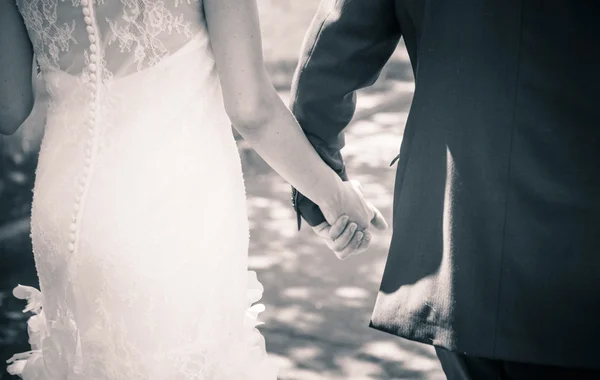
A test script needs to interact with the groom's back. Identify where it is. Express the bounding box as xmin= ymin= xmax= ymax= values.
xmin=377 ymin=0 xmax=600 ymax=369
xmin=398 ymin=0 xmax=599 ymax=214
